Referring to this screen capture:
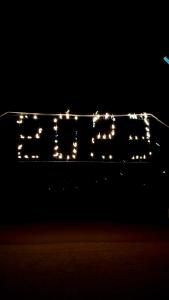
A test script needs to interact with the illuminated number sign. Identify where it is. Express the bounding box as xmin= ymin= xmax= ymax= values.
xmin=15 ymin=112 xmax=152 ymax=162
